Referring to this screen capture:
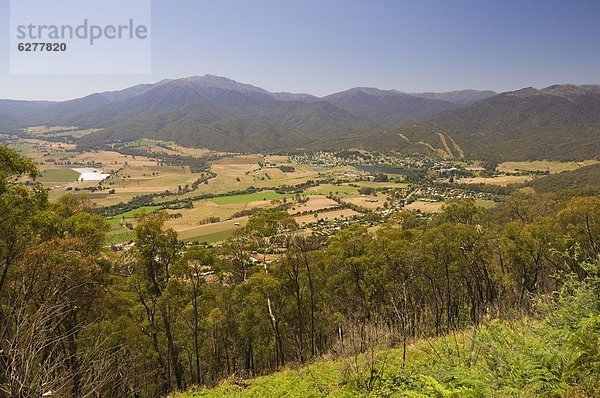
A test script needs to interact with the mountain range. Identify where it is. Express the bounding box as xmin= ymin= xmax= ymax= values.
xmin=1 ymin=75 xmax=599 ymax=160
xmin=398 ymin=85 xmax=600 ymax=161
